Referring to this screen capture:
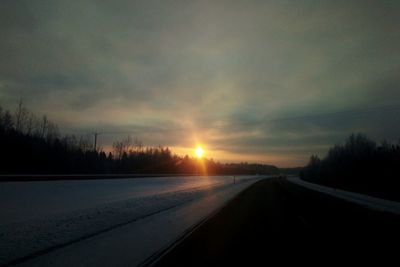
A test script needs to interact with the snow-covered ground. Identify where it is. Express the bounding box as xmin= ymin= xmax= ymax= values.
xmin=287 ymin=177 xmax=400 ymax=214
xmin=0 ymin=175 xmax=262 ymax=266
